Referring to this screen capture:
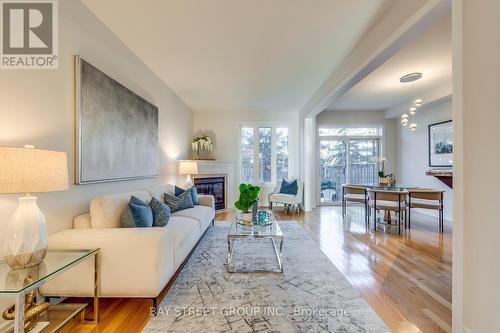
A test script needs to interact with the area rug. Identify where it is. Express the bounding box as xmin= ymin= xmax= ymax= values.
xmin=142 ymin=221 xmax=390 ymax=333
